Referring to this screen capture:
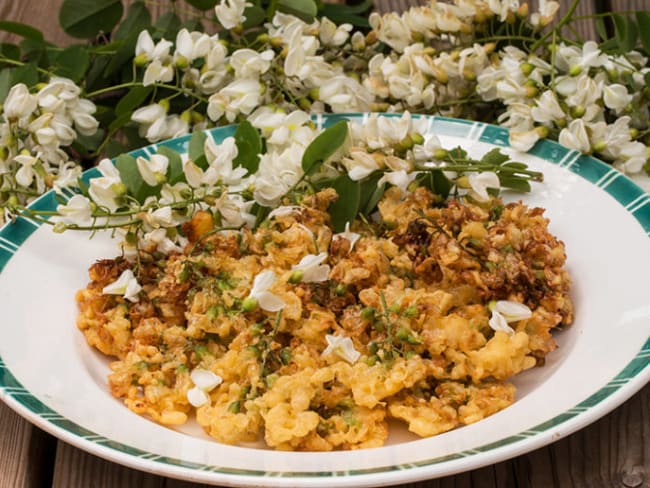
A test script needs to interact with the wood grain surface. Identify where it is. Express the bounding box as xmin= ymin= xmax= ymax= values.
xmin=1 ymin=1 xmax=649 ymax=487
